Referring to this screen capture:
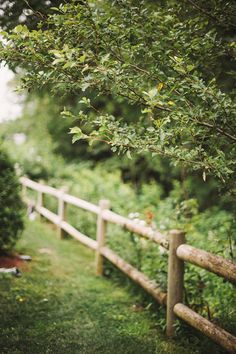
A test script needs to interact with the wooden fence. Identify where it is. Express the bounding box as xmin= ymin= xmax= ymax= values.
xmin=20 ymin=176 xmax=236 ymax=353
